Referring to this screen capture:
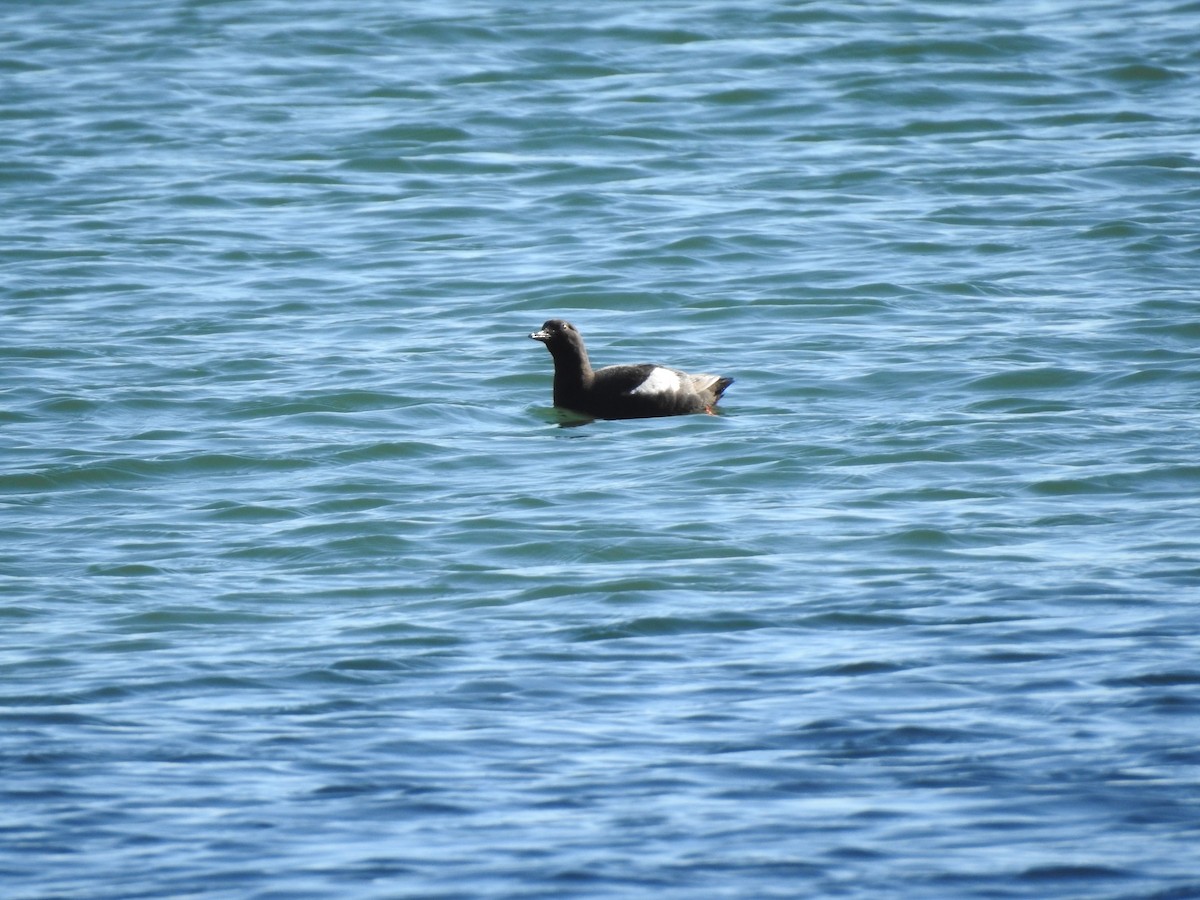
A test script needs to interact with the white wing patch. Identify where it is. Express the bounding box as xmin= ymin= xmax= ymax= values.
xmin=629 ymin=366 xmax=683 ymax=397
